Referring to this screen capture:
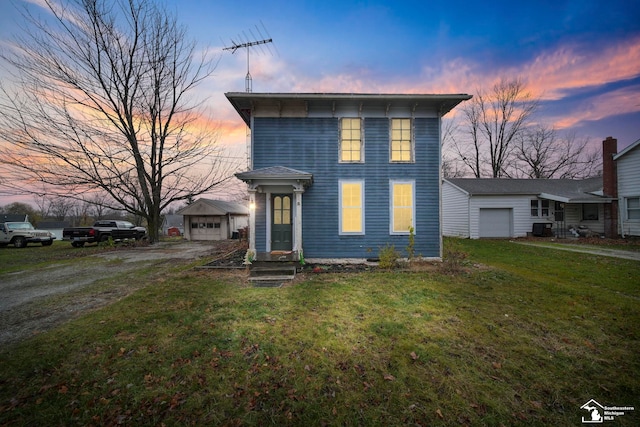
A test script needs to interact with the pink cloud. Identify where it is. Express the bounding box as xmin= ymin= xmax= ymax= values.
xmin=523 ymin=37 xmax=640 ymax=100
